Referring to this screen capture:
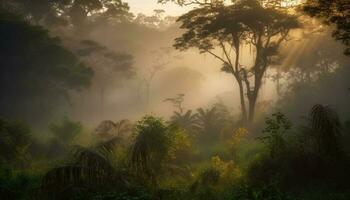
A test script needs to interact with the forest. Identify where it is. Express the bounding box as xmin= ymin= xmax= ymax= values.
xmin=1 ymin=0 xmax=350 ymax=199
